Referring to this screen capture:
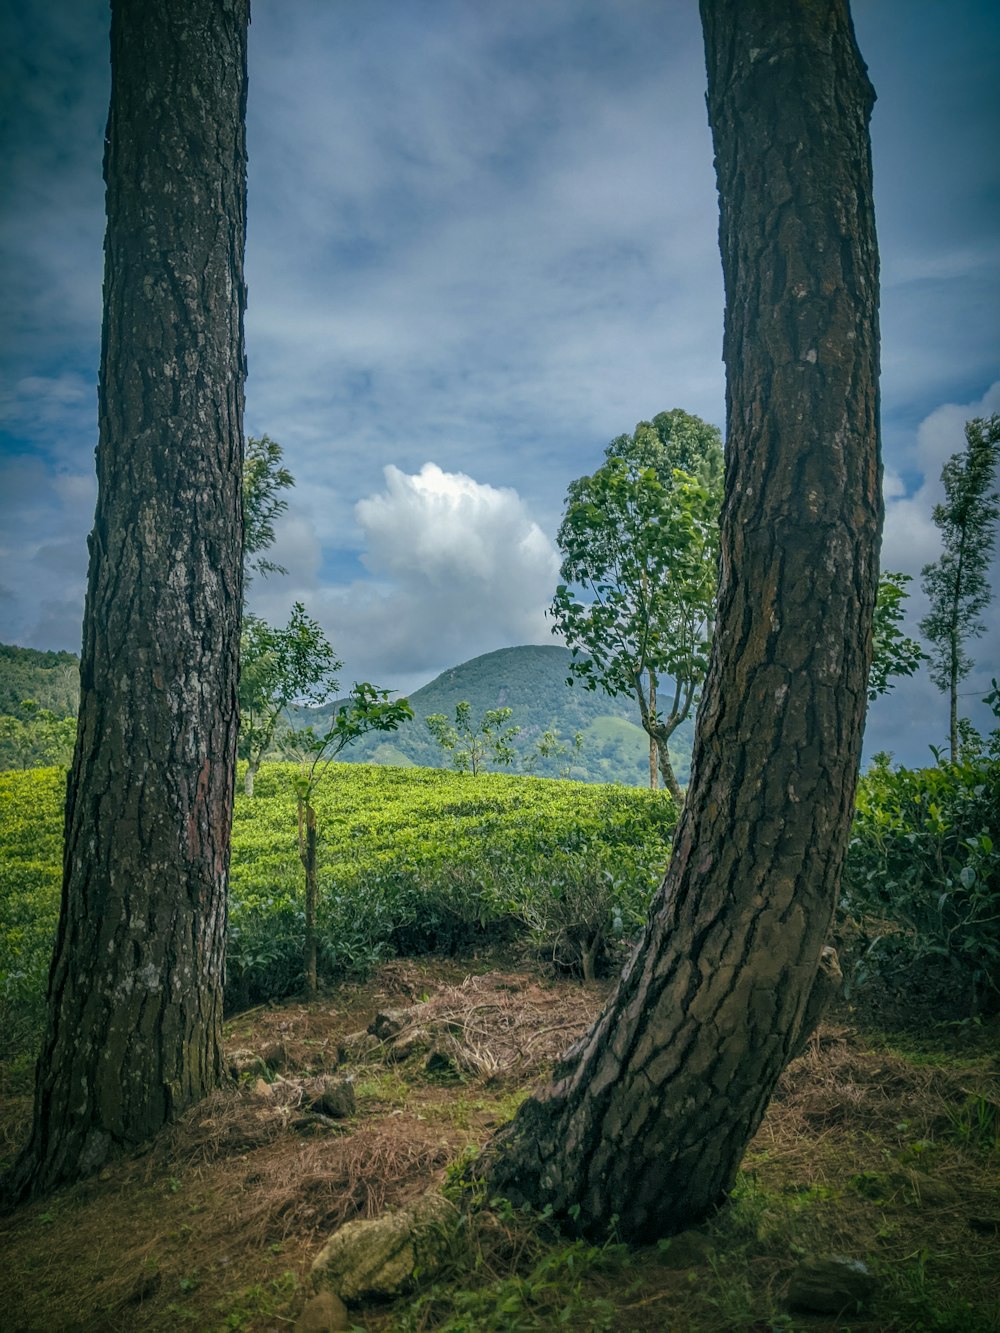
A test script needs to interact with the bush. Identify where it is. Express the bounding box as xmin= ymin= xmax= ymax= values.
xmin=842 ymin=750 xmax=1000 ymax=1015
xmin=1 ymin=763 xmax=676 ymax=1050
